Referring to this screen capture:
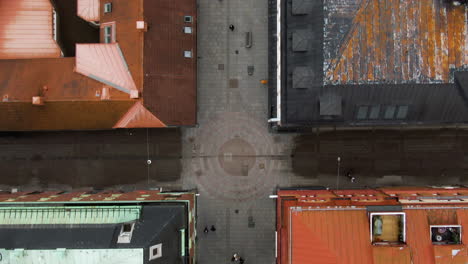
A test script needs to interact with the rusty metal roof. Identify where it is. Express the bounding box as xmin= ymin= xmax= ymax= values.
xmin=77 ymin=0 xmax=100 ymax=22
xmin=277 ymin=188 xmax=468 ymax=264
xmin=0 ymin=0 xmax=62 ymax=59
xmin=143 ymin=0 xmax=197 ymax=126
